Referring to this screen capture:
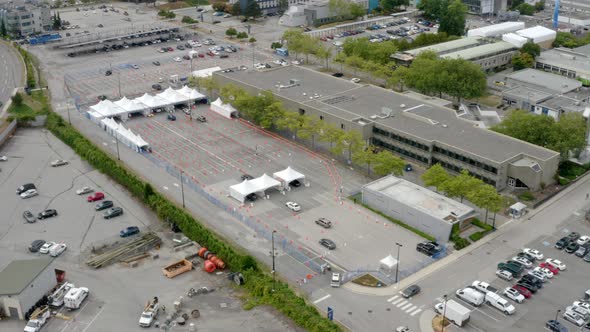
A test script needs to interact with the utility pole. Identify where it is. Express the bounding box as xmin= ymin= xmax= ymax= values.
xmin=66 ymin=102 xmax=71 ymax=125
xmin=271 ymin=230 xmax=277 ymax=291
xmin=180 ymin=169 xmax=185 ymax=208
xmin=395 ymin=242 xmax=402 ymax=287
xmin=115 ymin=133 xmax=120 ymax=161
xmin=441 ymin=295 xmax=448 ymax=332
